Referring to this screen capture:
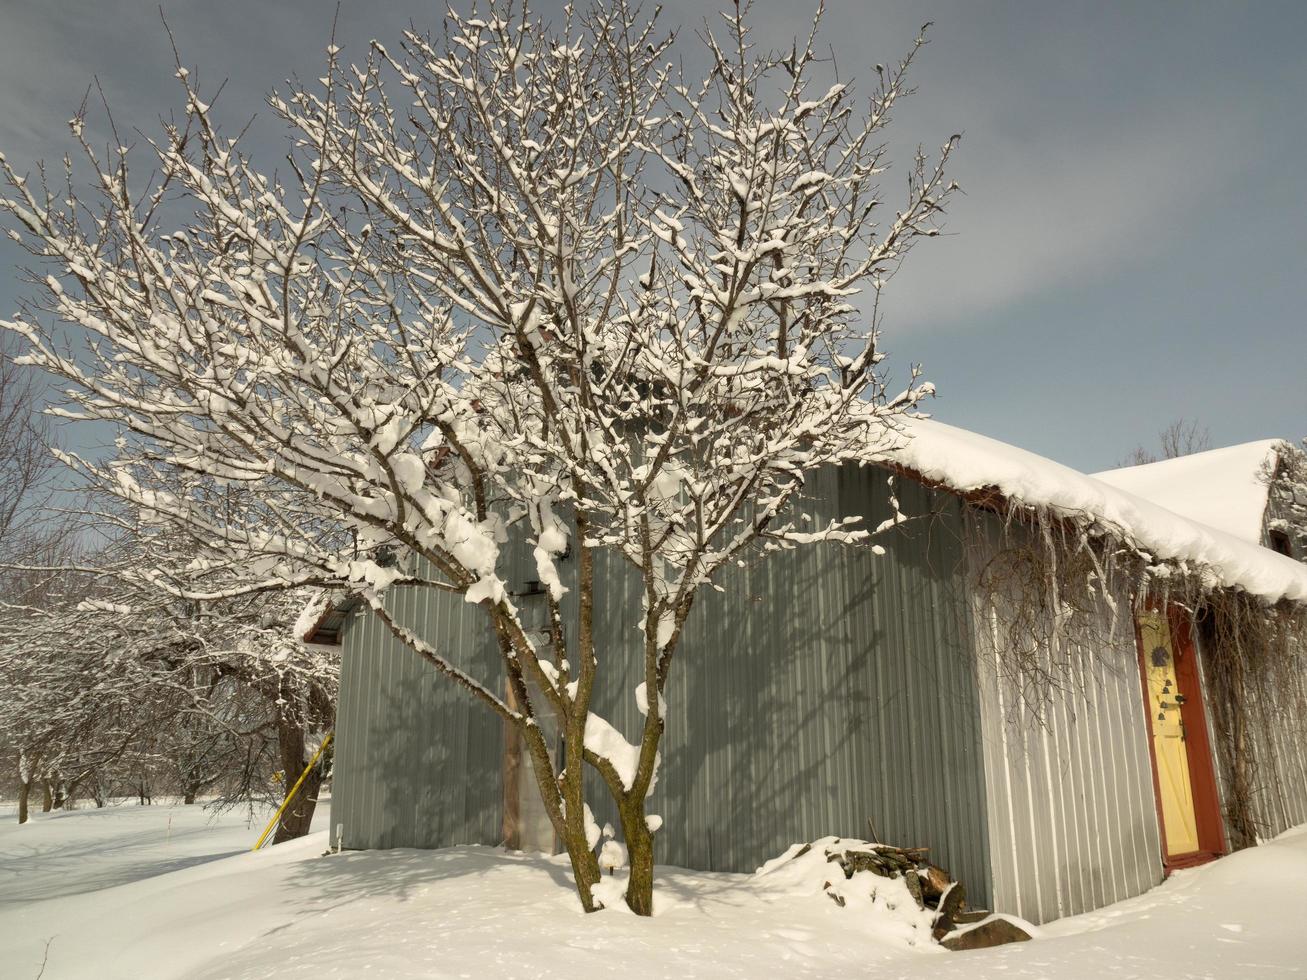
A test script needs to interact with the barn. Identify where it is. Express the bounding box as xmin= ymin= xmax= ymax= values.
xmin=304 ymin=420 xmax=1307 ymax=925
